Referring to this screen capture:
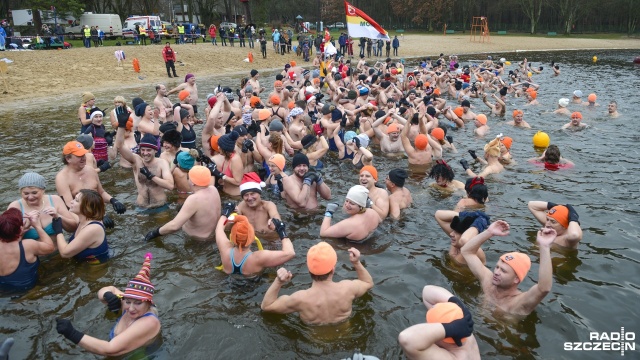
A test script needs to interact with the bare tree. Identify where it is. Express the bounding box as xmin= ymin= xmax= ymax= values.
xmin=519 ymin=0 xmax=545 ymax=33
